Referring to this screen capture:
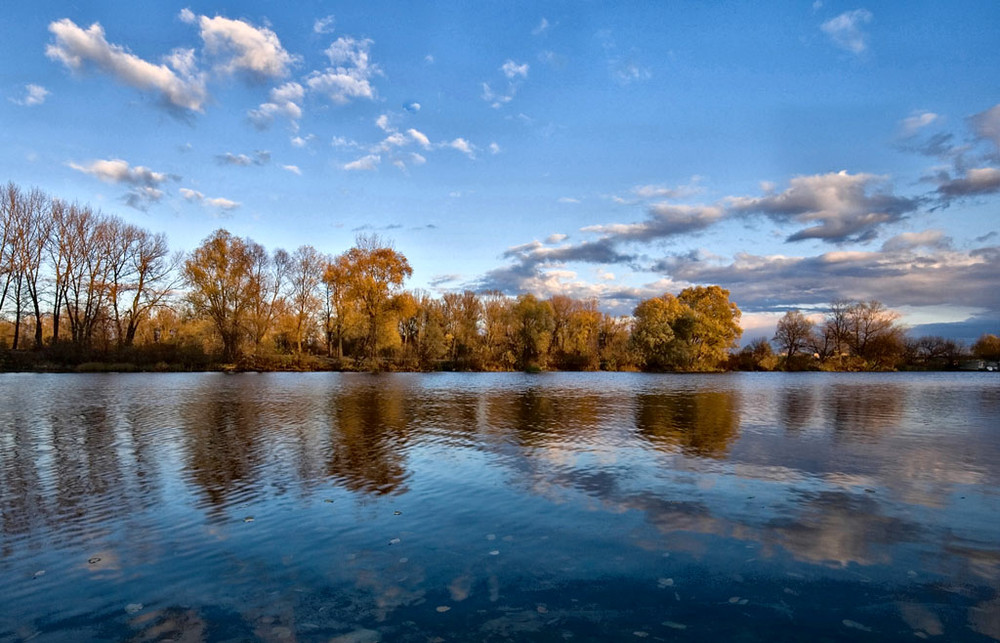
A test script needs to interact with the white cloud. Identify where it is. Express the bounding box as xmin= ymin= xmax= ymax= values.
xmin=821 ymin=9 xmax=873 ymax=55
xmin=343 ymin=154 xmax=380 ymax=171
xmin=546 ymin=233 xmax=568 ymax=243
xmin=532 ymin=18 xmax=549 ymax=36
xmin=290 ymin=134 xmax=314 ymax=147
xmin=192 ymin=13 xmax=298 ymax=78
xmin=403 ymin=100 xmax=421 ymax=113
xmin=10 ymin=84 xmax=50 ymax=106
xmin=489 ymin=142 xmax=501 ymax=154
xmin=68 ymin=158 xmax=169 ymax=187
xmin=407 ymin=128 xmax=431 ymax=148
xmin=281 ymin=164 xmax=301 ymax=175
xmin=447 ymin=138 xmax=476 ymax=158
xmin=501 ymin=59 xmax=529 ymax=79
xmin=306 ymin=36 xmax=380 ymax=105
xmin=313 ymin=15 xmax=336 ymax=34
xmin=248 ymin=81 xmax=304 ymax=129
xmin=180 ymin=187 xmax=240 ymax=211
xmin=46 ymin=19 xmax=207 ymax=111
xmin=409 ymin=153 xmax=427 ymax=166
xmin=558 ymin=197 xmax=581 ymax=204
xmin=216 ymin=150 xmax=270 ymax=166
xmin=900 ymin=111 xmax=938 ymax=137
xmin=376 ymin=113 xmax=392 ymax=131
